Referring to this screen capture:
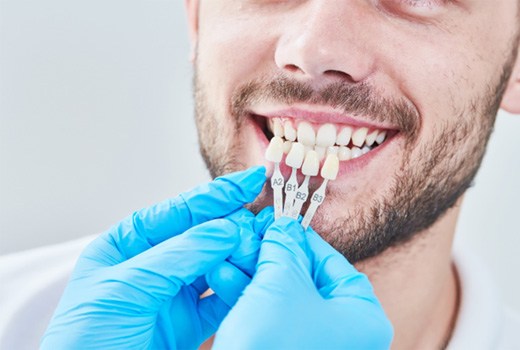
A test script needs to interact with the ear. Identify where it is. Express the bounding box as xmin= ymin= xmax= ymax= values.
xmin=185 ymin=0 xmax=199 ymax=63
xmin=501 ymin=51 xmax=520 ymax=114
